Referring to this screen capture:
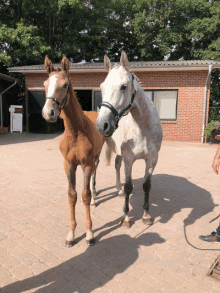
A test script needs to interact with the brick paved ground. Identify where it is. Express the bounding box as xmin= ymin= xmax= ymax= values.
xmin=1 ymin=133 xmax=220 ymax=293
